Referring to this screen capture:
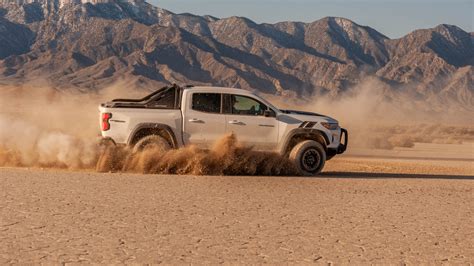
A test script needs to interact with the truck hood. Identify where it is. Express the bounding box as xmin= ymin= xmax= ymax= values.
xmin=279 ymin=109 xmax=338 ymax=123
